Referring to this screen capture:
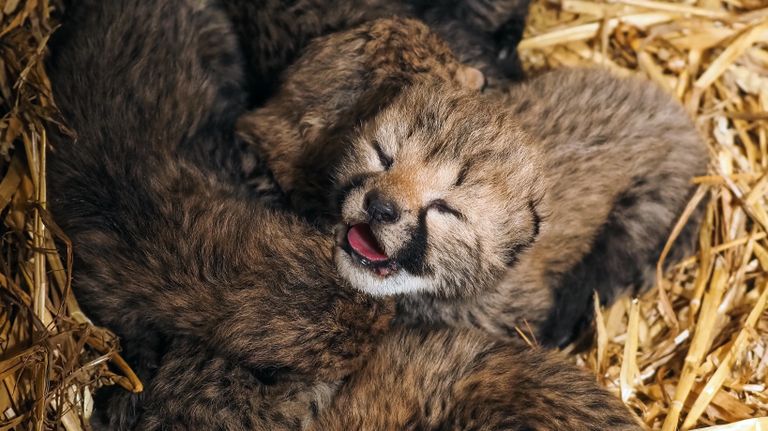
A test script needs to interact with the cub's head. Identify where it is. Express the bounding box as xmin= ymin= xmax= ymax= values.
xmin=334 ymin=84 xmax=544 ymax=298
